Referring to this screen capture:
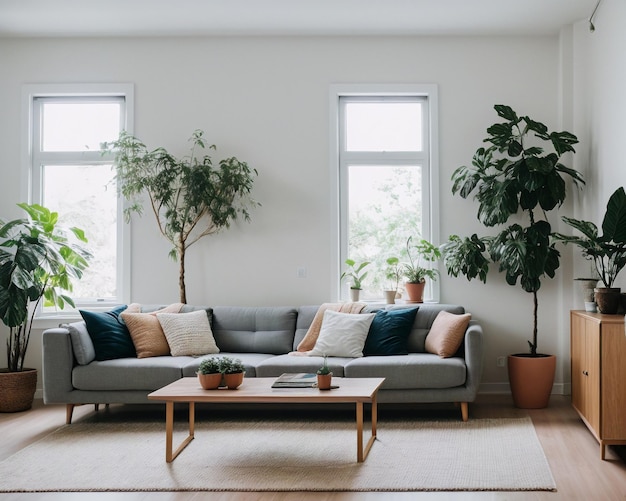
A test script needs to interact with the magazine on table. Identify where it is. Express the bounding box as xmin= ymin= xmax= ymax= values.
xmin=271 ymin=373 xmax=317 ymax=388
